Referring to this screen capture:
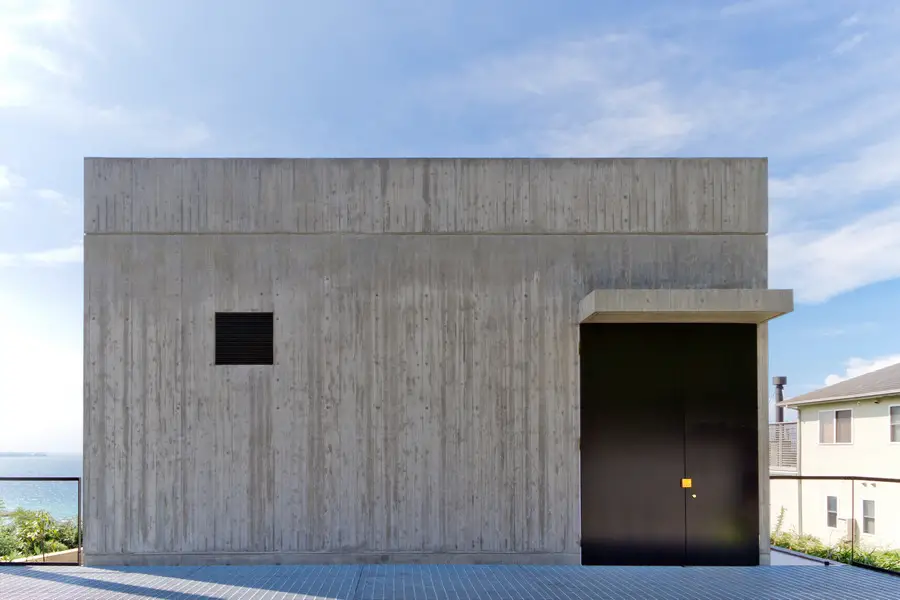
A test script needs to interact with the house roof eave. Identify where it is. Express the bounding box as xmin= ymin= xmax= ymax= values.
xmin=779 ymin=389 xmax=900 ymax=408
